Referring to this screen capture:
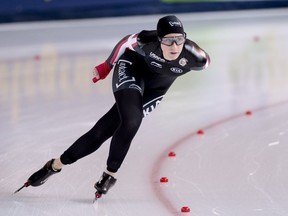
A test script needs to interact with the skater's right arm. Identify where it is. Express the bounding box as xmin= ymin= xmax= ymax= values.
xmin=92 ymin=31 xmax=157 ymax=83
xmin=92 ymin=34 xmax=138 ymax=83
